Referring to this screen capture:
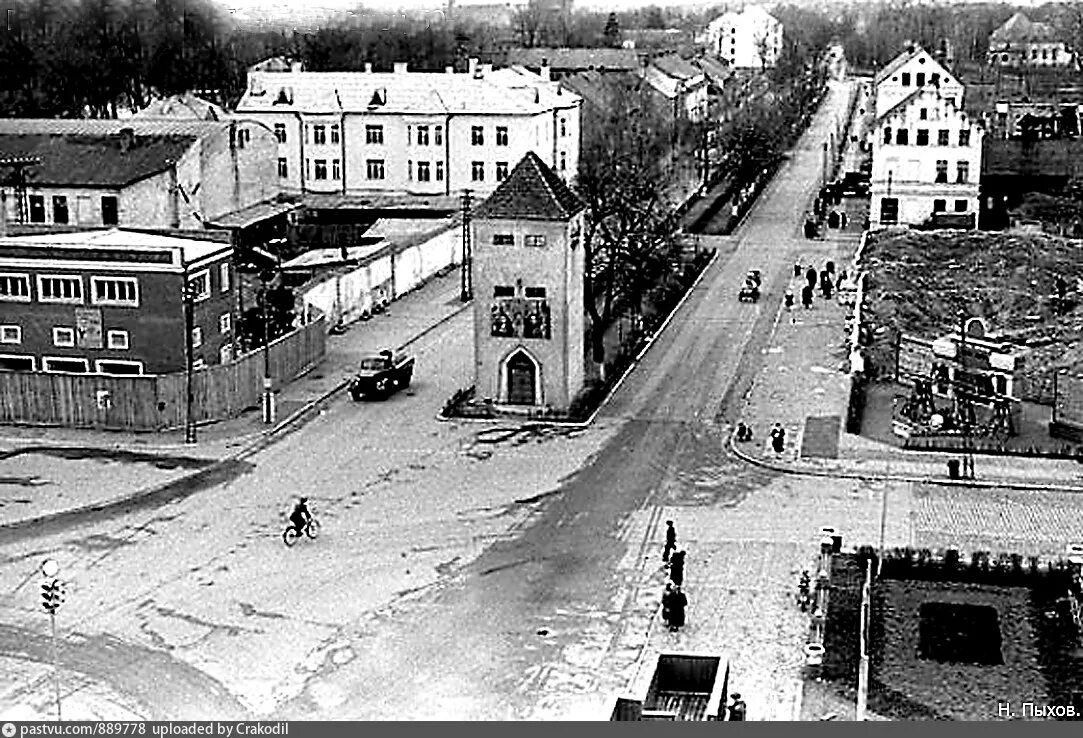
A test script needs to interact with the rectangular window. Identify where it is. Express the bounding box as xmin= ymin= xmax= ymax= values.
xmin=524 ymin=287 xmax=546 ymax=298
xmin=916 ymin=73 xmax=925 ymax=87
xmin=933 ymin=199 xmax=946 ymax=212
xmin=560 ymin=118 xmax=567 ymax=137
xmin=496 ymin=126 xmax=508 ymax=146
xmin=366 ymin=125 xmax=384 ymax=144
xmin=471 ymin=126 xmax=484 ymax=145
xmin=101 ymin=196 xmax=118 ymax=225
xmin=901 ymin=72 xmax=911 ymax=85
xmin=39 ymin=275 xmax=82 ymax=303
xmin=895 ymin=129 xmax=908 ymax=145
xmin=219 ymin=314 xmax=231 ymax=334
xmin=91 ymin=276 xmax=139 ymax=306
xmin=95 ymin=360 xmax=142 ymax=375
xmin=43 ymin=357 xmax=88 ymax=373
xmin=407 ymin=125 xmax=412 ymax=145
xmin=0 ymin=354 xmax=34 ymax=371
xmin=935 ymin=160 xmax=948 ymax=183
xmin=187 ymin=270 xmax=210 ymax=301
xmin=29 ymin=195 xmax=45 ymax=223
xmin=417 ymin=161 xmax=431 ymax=182
xmin=916 ymin=129 xmax=929 ymax=146
xmin=471 ymin=161 xmax=484 ymax=181
xmin=435 ymin=125 xmax=443 ymax=146
xmin=52 ymin=326 xmax=75 ymax=347
xmin=493 ymin=285 xmax=514 ymax=297
xmin=219 ymin=344 xmax=233 ymax=365
xmin=332 ymin=159 xmax=341 ymax=180
xmin=880 ymin=197 xmax=899 ymax=224
xmin=492 ymin=234 xmax=515 ymax=246
xmin=954 ymin=199 xmax=968 ymax=212
xmin=956 ymin=161 xmax=969 ymax=183
xmin=219 ymin=263 xmax=231 ymax=292
xmin=52 ymin=196 xmax=69 ymax=224
xmin=312 ymin=124 xmax=326 ymax=145
xmin=273 ymin=123 xmax=287 ymax=143
xmin=883 ymin=127 xmax=892 ymax=144
xmin=959 ymin=130 xmax=971 ymax=146
xmin=330 ymin=124 xmax=340 ymax=143
xmin=417 ymin=125 xmax=429 ymax=146
xmin=0 ymin=325 xmax=20 ymax=344
xmin=524 ymin=235 xmax=547 ymax=247
xmin=191 ymin=326 xmax=203 ymax=349
xmin=305 ymin=159 xmax=311 ymax=179
xmin=931 ymin=73 xmax=940 ymax=85
xmin=407 ymin=160 xmax=413 ymax=180
xmin=496 ymin=161 xmax=509 ymax=181
xmin=314 ymin=159 xmax=327 ymax=180
xmin=106 ymin=329 xmax=129 ymax=350
xmin=436 ymin=161 xmax=444 ymax=181
xmin=560 ymin=151 xmax=567 ymax=171
xmin=0 ymin=274 xmax=31 ymax=302
xmin=367 ymin=160 xmax=385 ymax=180
xmin=919 ymin=108 xmax=928 ymax=120
xmin=278 ymin=158 xmax=288 ymax=178
xmin=937 ymin=129 xmax=949 ymax=146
